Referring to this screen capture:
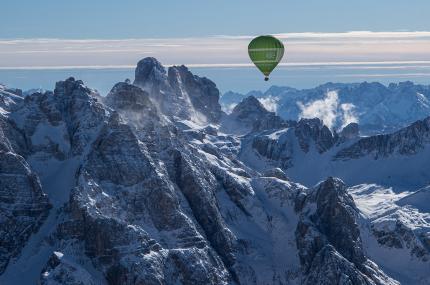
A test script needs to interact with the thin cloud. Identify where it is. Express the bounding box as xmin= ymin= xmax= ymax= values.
xmin=1 ymin=31 xmax=430 ymax=68
xmin=298 ymin=91 xmax=359 ymax=130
